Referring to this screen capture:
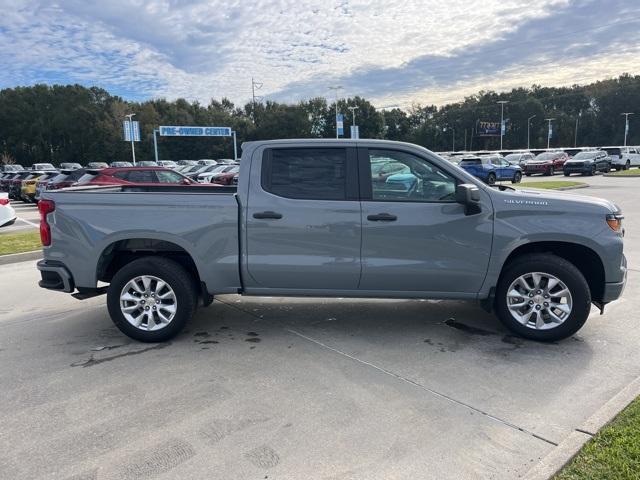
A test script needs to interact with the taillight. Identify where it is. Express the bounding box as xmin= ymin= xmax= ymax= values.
xmin=38 ymin=199 xmax=55 ymax=246
xmin=0 ymin=198 xmax=9 ymax=206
